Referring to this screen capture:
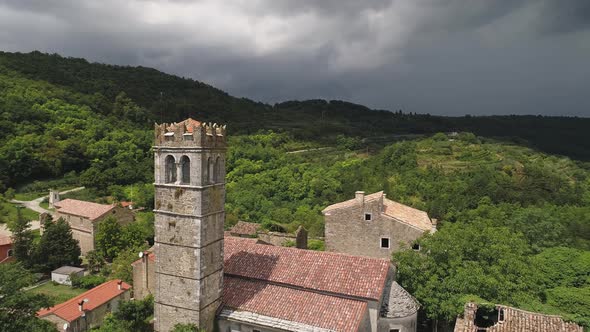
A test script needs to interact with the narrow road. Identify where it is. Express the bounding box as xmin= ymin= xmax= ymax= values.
xmin=0 ymin=187 xmax=85 ymax=237
xmin=286 ymin=147 xmax=332 ymax=154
